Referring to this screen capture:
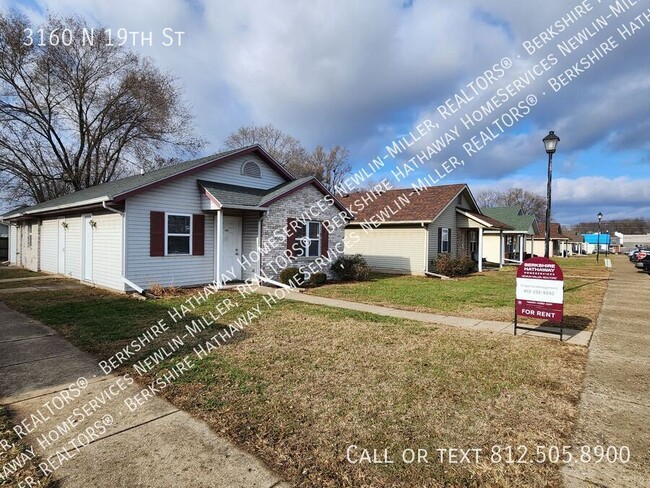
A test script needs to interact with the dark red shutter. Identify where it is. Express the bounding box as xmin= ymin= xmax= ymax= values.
xmin=438 ymin=227 xmax=443 ymax=253
xmin=320 ymin=221 xmax=329 ymax=257
xmin=286 ymin=218 xmax=297 ymax=257
xmin=150 ymin=211 xmax=165 ymax=257
xmin=192 ymin=214 xmax=205 ymax=256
